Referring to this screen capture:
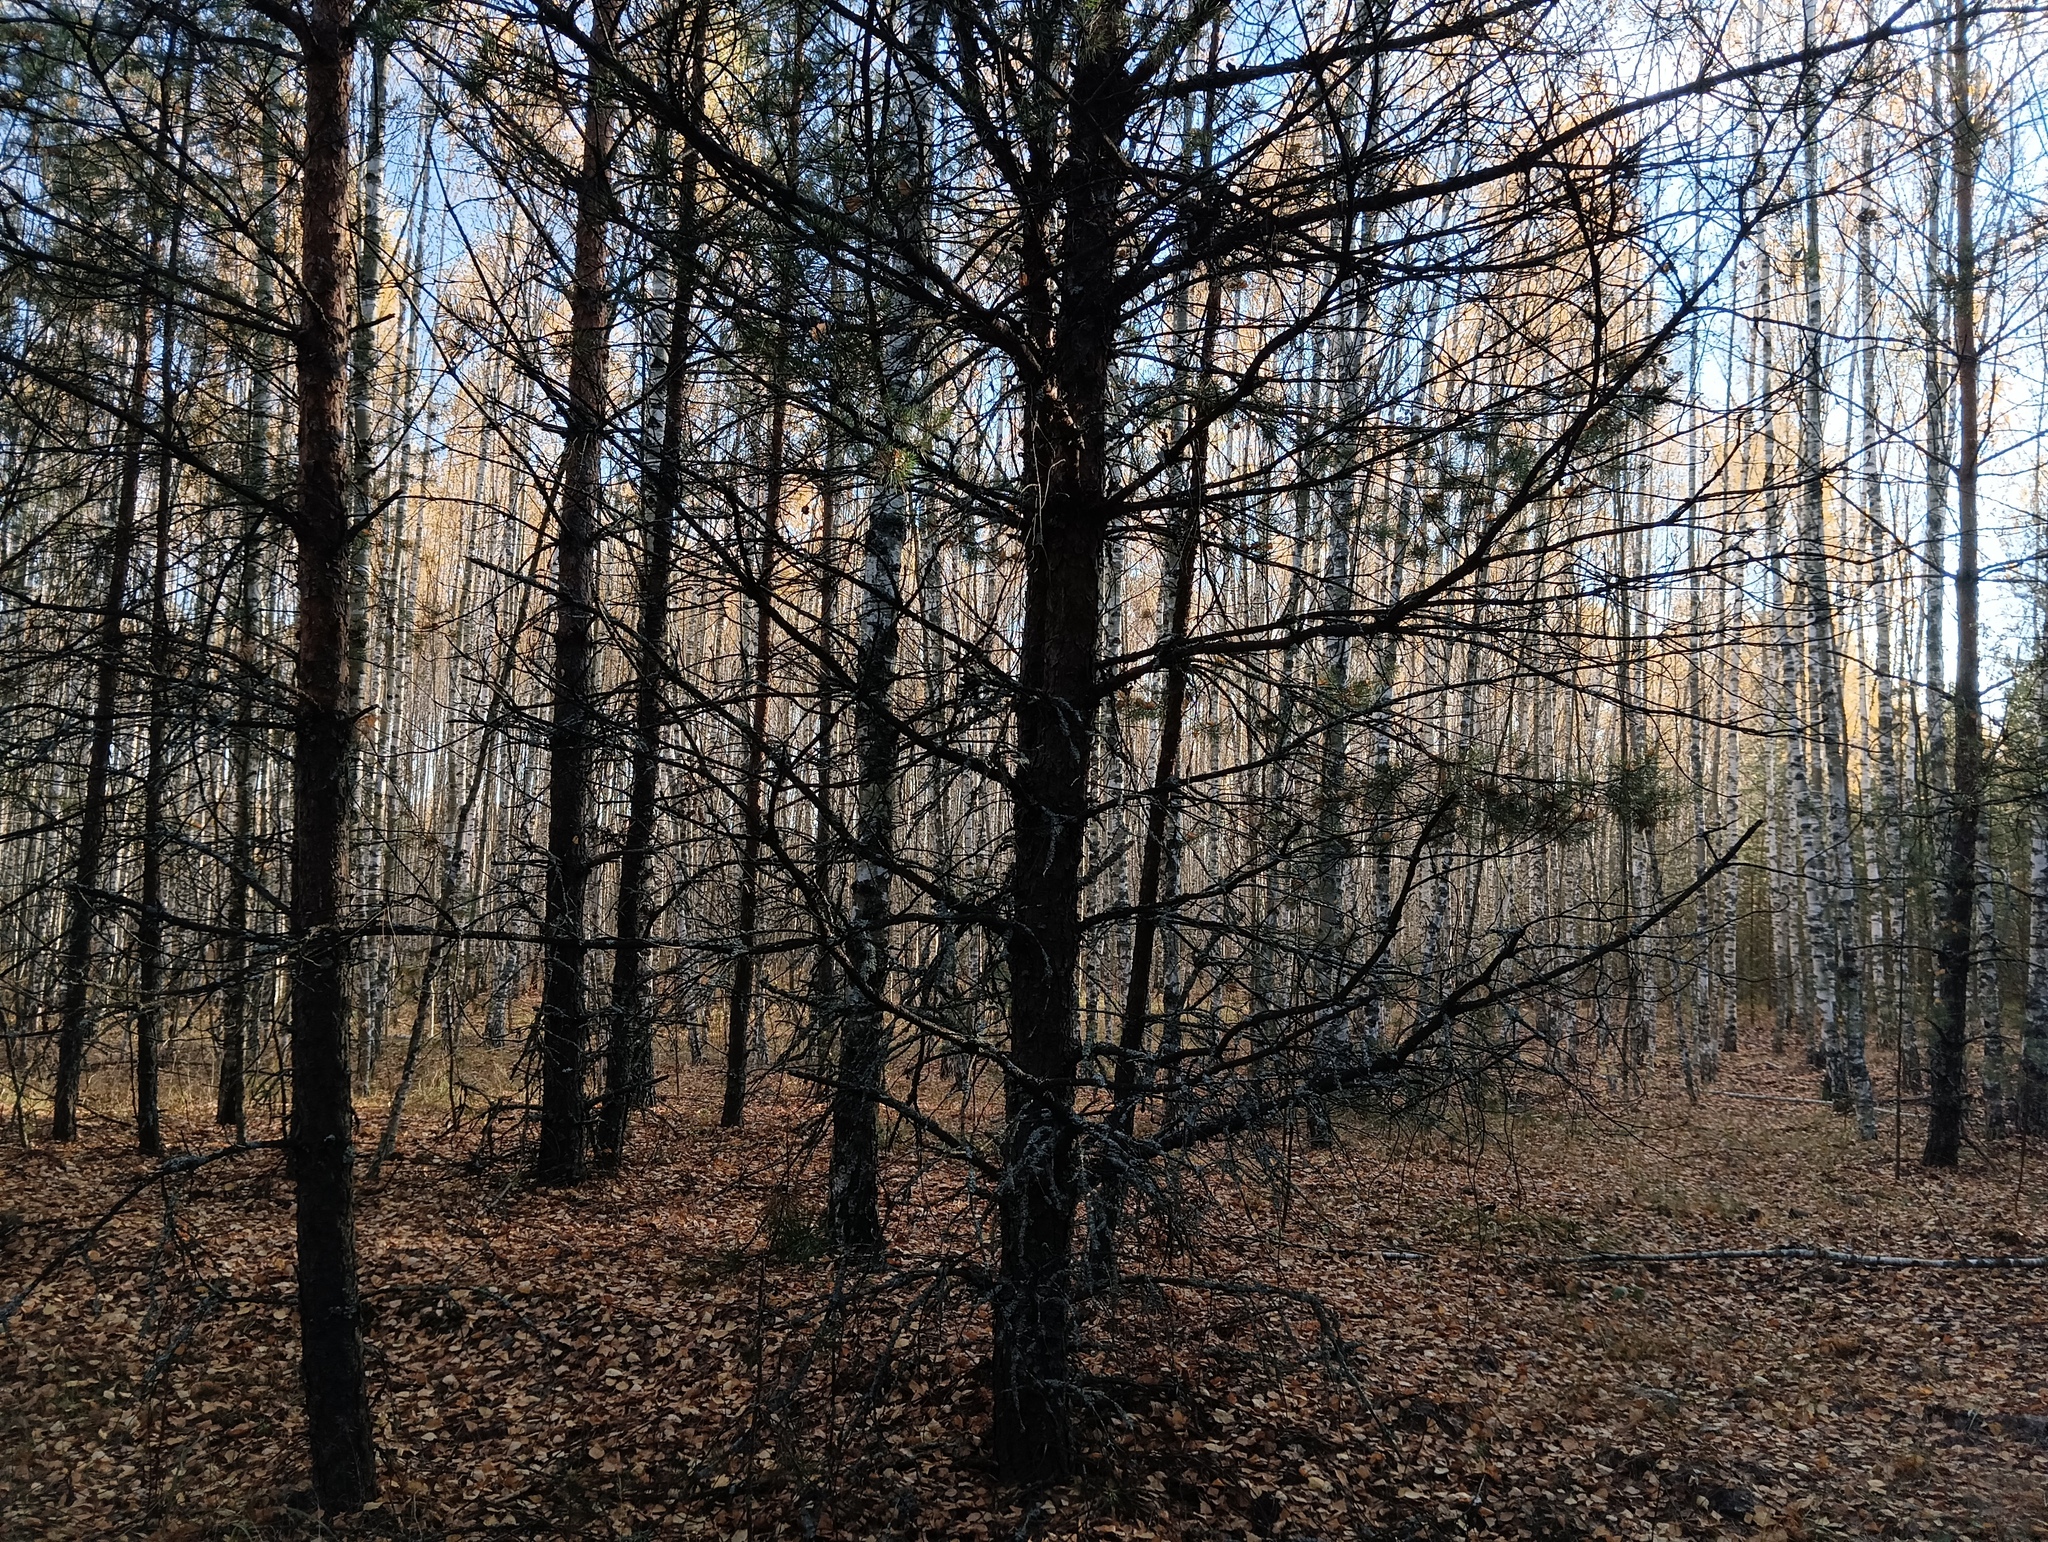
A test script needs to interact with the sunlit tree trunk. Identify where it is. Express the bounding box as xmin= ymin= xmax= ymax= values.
xmin=1797 ymin=8 xmax=1876 ymax=1137
xmin=345 ymin=36 xmax=388 ymax=1087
